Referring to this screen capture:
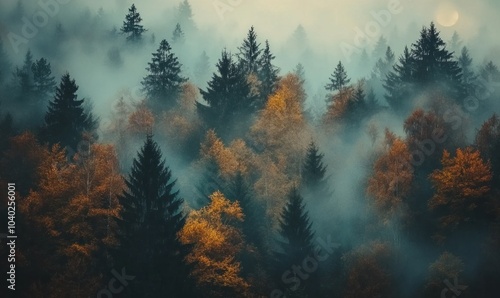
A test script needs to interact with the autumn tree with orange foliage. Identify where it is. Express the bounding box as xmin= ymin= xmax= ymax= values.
xmin=429 ymin=148 xmax=492 ymax=230
xmin=343 ymin=241 xmax=395 ymax=298
xmin=179 ymin=191 xmax=250 ymax=297
xmin=128 ymin=99 xmax=155 ymax=136
xmin=367 ymin=131 xmax=414 ymax=223
xmin=425 ymin=252 xmax=469 ymax=297
xmin=18 ymin=142 xmax=123 ymax=297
